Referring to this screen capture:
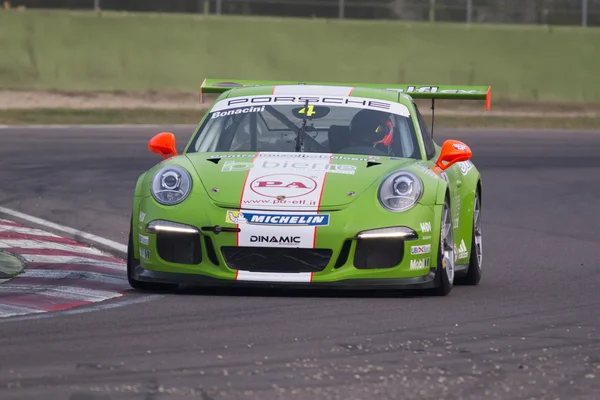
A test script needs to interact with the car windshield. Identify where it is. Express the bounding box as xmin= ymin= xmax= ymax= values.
xmin=188 ymin=94 xmax=421 ymax=158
